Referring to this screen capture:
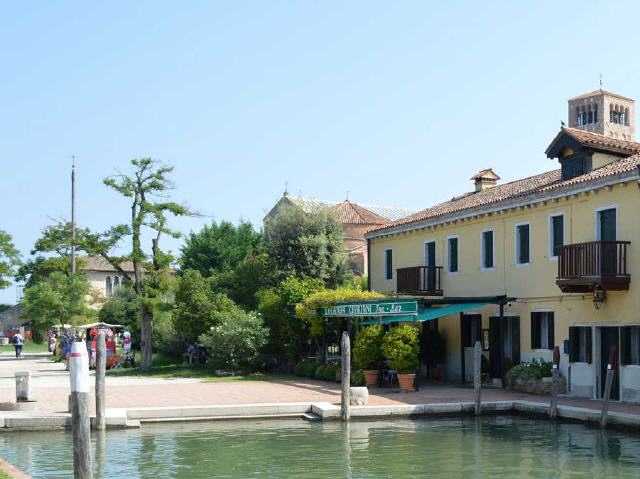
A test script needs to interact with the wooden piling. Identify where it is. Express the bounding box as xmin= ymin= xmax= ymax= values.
xmin=95 ymin=329 xmax=106 ymax=431
xmin=70 ymin=341 xmax=93 ymax=479
xmin=474 ymin=341 xmax=481 ymax=416
xmin=550 ymin=346 xmax=560 ymax=420
xmin=341 ymin=331 xmax=351 ymax=422
xmin=600 ymin=345 xmax=617 ymax=428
